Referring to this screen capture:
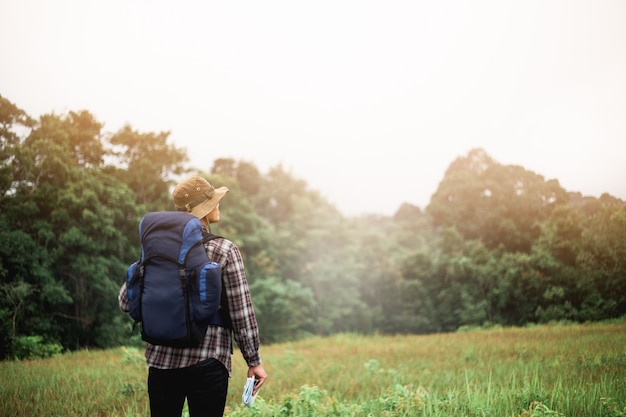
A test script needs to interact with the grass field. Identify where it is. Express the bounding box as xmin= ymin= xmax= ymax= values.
xmin=1 ymin=321 xmax=625 ymax=416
